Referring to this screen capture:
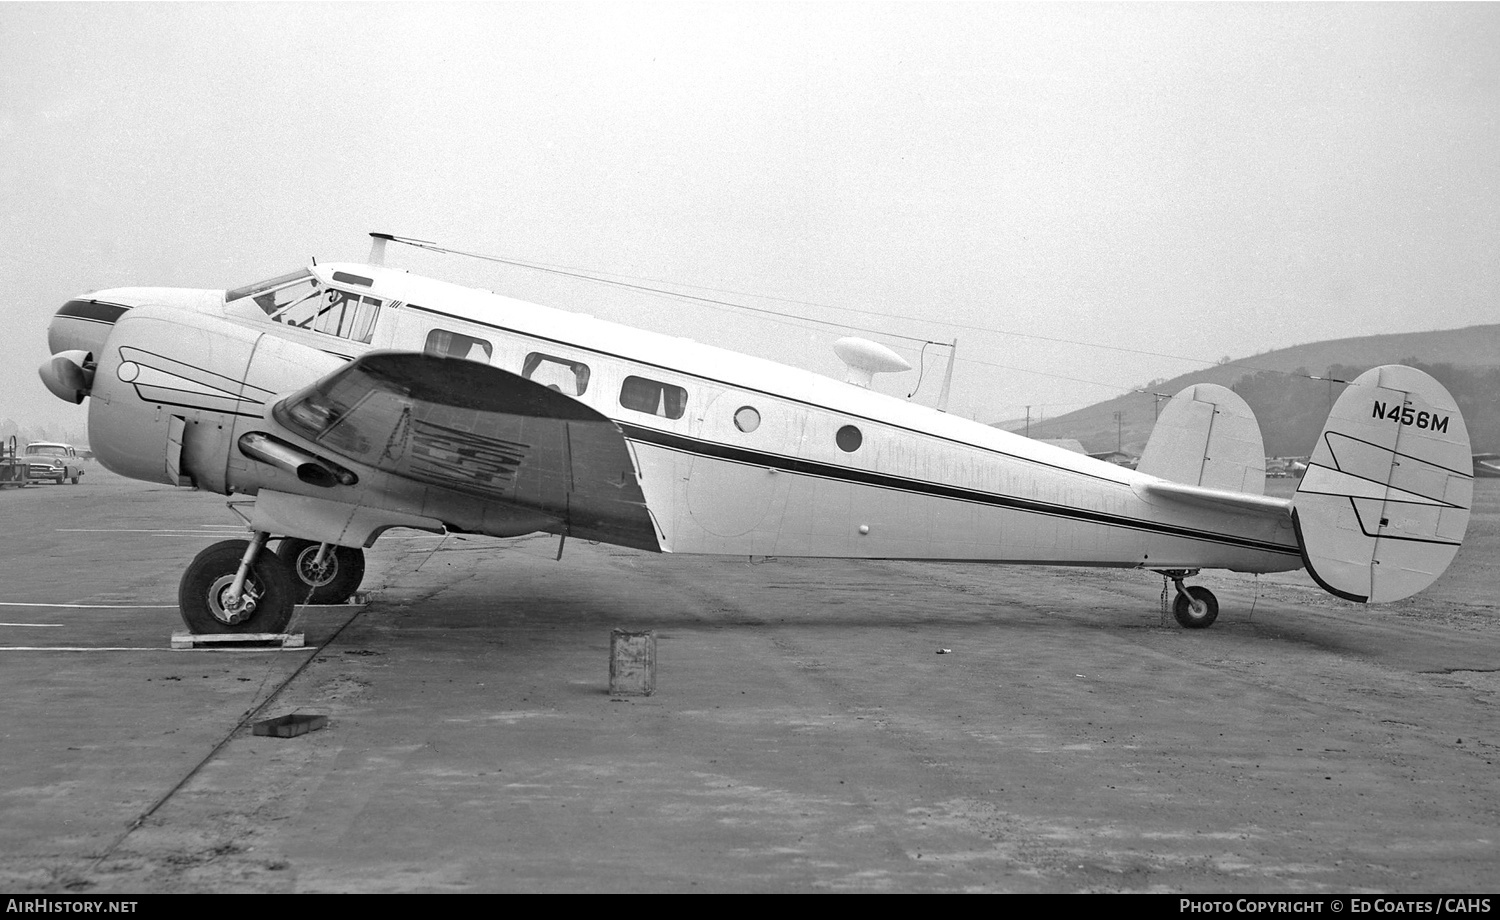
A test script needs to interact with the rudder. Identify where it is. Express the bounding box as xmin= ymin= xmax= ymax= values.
xmin=1293 ymin=365 xmax=1472 ymax=603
